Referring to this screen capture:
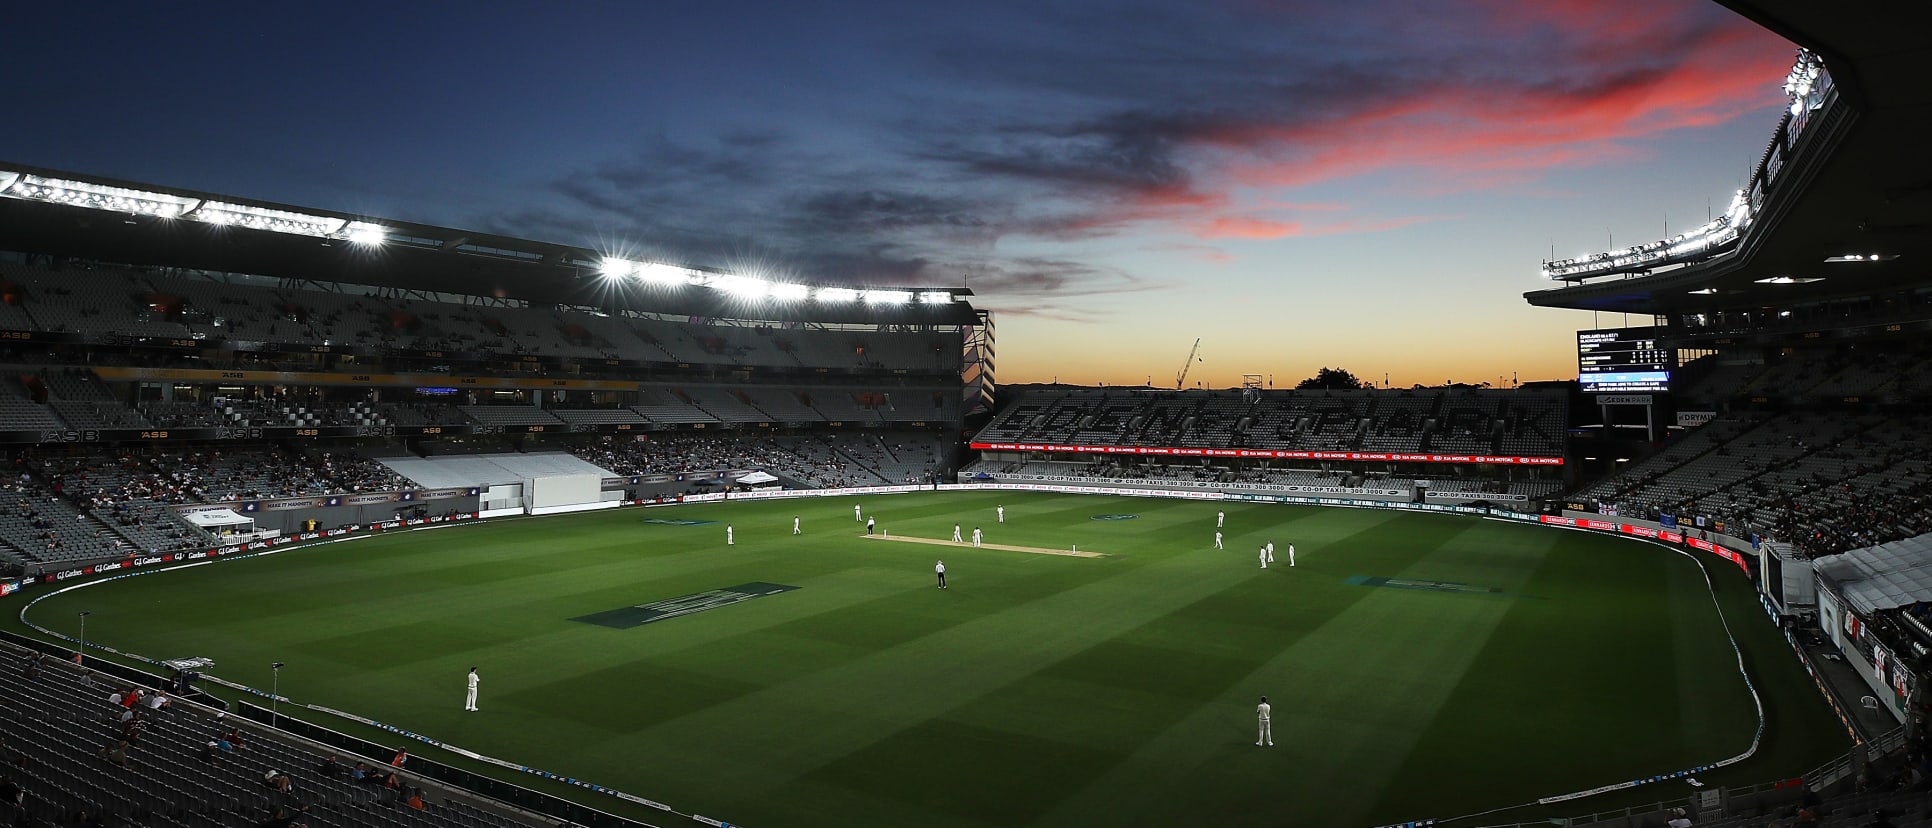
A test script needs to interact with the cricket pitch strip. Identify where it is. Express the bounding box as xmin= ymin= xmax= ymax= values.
xmin=861 ymin=534 xmax=1106 ymax=558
